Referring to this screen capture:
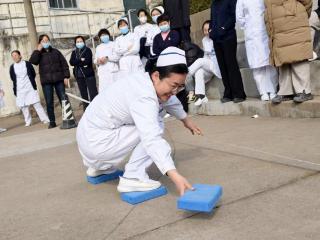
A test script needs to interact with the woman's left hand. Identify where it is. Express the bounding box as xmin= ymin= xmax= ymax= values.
xmin=182 ymin=117 xmax=203 ymax=136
